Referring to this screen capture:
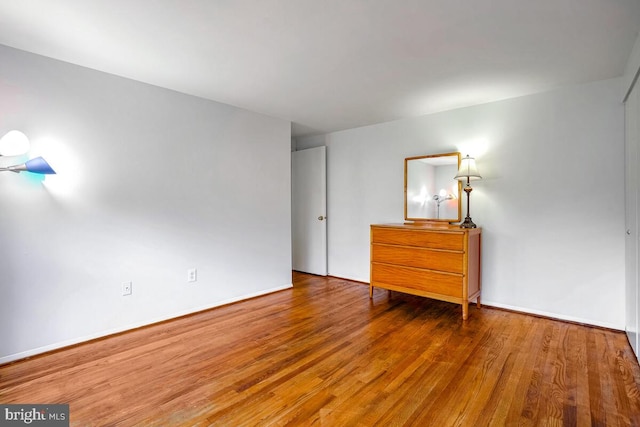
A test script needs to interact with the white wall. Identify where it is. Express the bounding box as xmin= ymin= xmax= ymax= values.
xmin=301 ymin=78 xmax=625 ymax=329
xmin=0 ymin=45 xmax=292 ymax=363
